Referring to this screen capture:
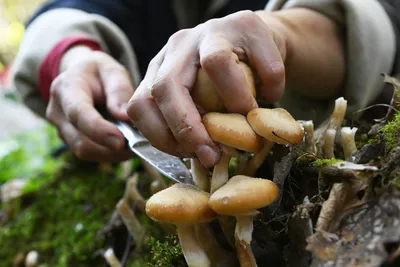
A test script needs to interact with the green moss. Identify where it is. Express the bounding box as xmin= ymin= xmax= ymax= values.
xmin=379 ymin=112 xmax=400 ymax=153
xmin=145 ymin=235 xmax=185 ymax=267
xmin=0 ymin=157 xmax=127 ymax=267
xmin=311 ymin=158 xmax=343 ymax=167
